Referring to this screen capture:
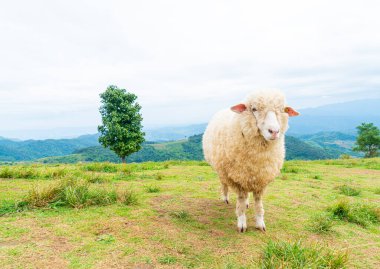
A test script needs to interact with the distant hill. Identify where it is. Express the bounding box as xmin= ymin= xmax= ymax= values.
xmin=144 ymin=124 xmax=207 ymax=141
xmin=38 ymin=134 xmax=341 ymax=164
xmin=289 ymin=99 xmax=380 ymax=135
xmin=0 ymin=134 xmax=99 ymax=161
